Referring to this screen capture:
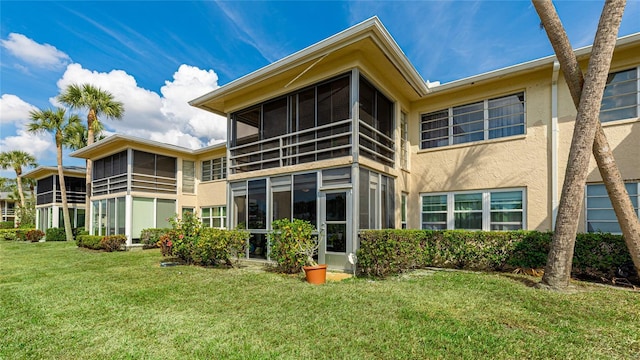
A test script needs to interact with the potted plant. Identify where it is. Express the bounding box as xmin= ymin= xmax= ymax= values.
xmin=269 ymin=218 xmax=327 ymax=284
